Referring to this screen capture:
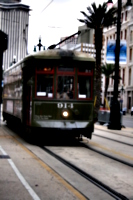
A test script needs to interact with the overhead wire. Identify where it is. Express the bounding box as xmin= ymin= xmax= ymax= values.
xmin=41 ymin=0 xmax=54 ymax=13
